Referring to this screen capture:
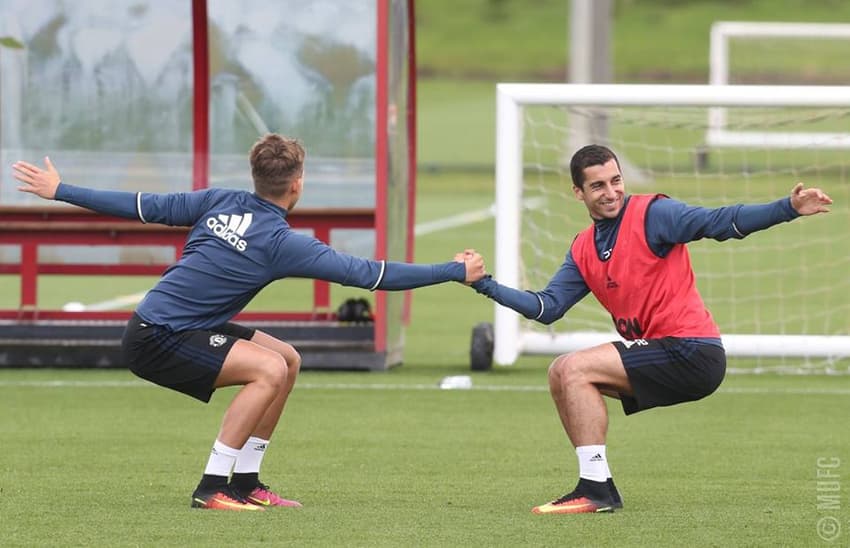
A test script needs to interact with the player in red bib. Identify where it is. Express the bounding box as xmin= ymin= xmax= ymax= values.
xmin=469 ymin=144 xmax=832 ymax=514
